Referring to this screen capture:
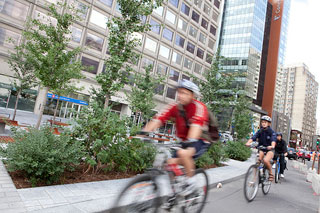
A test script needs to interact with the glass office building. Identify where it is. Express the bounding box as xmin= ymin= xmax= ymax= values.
xmin=219 ymin=0 xmax=268 ymax=100
xmin=0 ymin=0 xmax=223 ymax=119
